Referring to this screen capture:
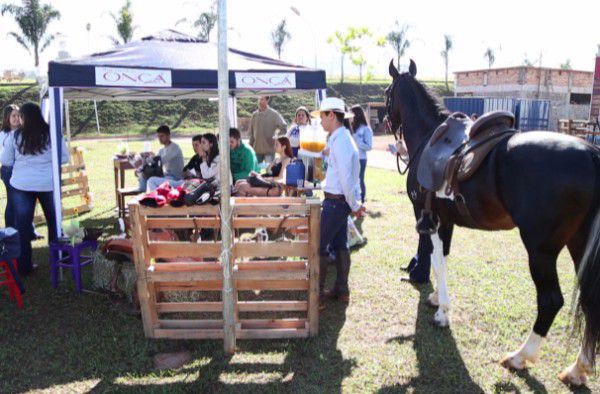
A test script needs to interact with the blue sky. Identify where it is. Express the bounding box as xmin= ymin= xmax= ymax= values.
xmin=1 ymin=0 xmax=599 ymax=79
